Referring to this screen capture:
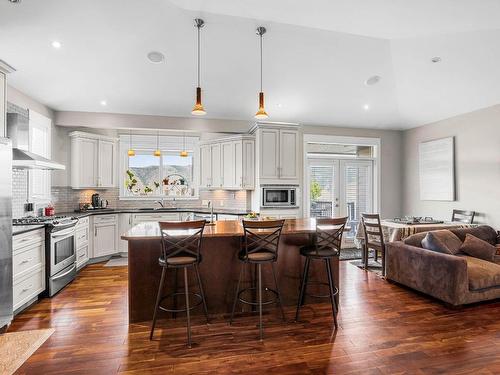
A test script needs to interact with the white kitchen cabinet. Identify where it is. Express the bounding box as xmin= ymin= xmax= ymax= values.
xmin=29 ymin=110 xmax=52 ymax=202
xmin=0 ymin=61 xmax=15 ymax=137
xmin=75 ymin=216 xmax=90 ymax=269
xmin=70 ymin=131 xmax=117 ymax=189
xmin=92 ymin=214 xmax=118 ymax=258
xmin=12 ymin=229 xmax=45 ymax=312
xmin=118 ymin=213 xmax=133 ymax=254
xmin=199 ymin=135 xmax=255 ymax=190
xmin=132 ymin=212 xmax=181 ymax=225
xmin=251 ymin=123 xmax=301 ymax=184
